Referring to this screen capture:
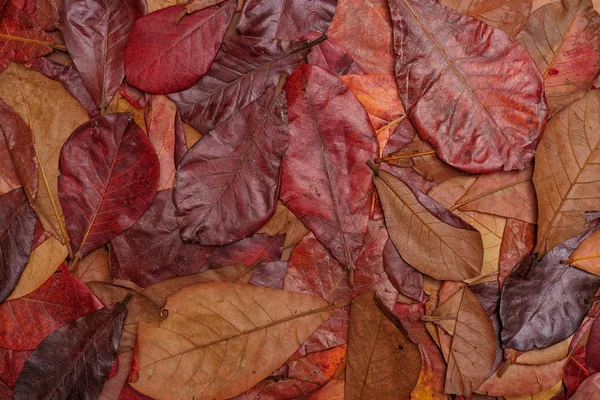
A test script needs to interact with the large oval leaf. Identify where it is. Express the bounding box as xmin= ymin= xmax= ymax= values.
xmin=389 ymin=0 xmax=548 ymax=173
xmin=61 ymin=0 xmax=146 ymax=109
xmin=533 ymin=89 xmax=600 ymax=256
xmin=174 ymin=86 xmax=288 ymax=245
xmin=516 ymin=0 xmax=600 ymax=115
xmin=125 ymin=1 xmax=236 ymax=94
xmin=281 ymin=63 xmax=377 ymax=281
xmin=130 ymin=282 xmax=335 ymax=400
xmin=58 ymin=113 xmax=160 ymax=259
